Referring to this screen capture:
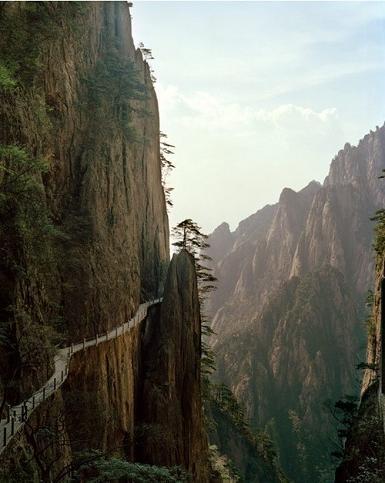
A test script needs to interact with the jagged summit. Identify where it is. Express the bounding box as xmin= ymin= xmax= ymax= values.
xmin=324 ymin=123 xmax=385 ymax=202
xmin=302 ymin=179 xmax=322 ymax=191
xmin=207 ymin=123 xmax=385 ymax=481
xmin=278 ymin=187 xmax=297 ymax=204
xmin=212 ymin=221 xmax=231 ymax=235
